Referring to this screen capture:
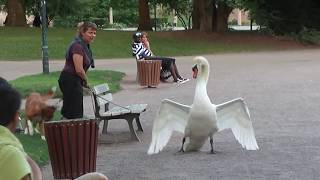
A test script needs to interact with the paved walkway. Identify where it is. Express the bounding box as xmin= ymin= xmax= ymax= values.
xmin=1 ymin=49 xmax=320 ymax=180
